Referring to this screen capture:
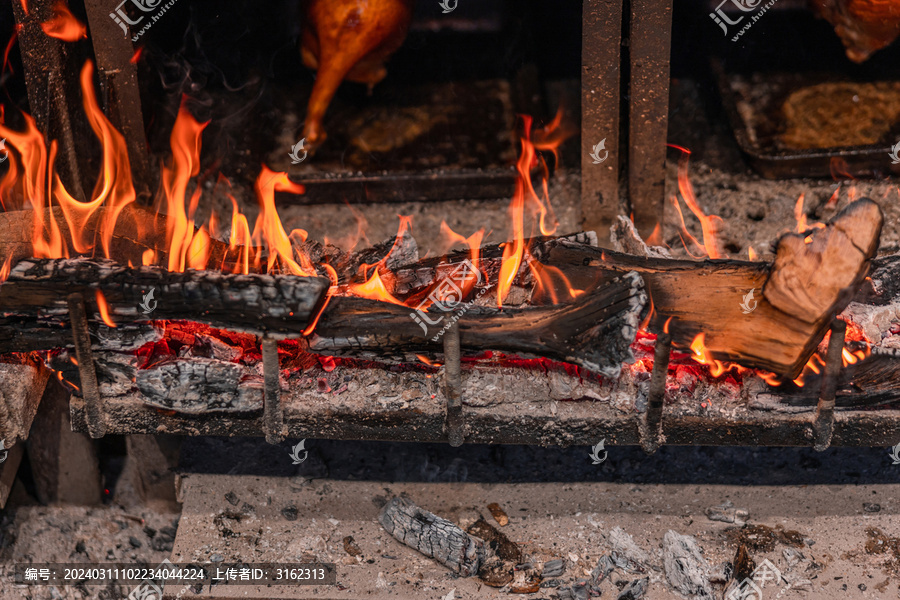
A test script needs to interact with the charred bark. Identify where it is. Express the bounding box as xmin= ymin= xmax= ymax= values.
xmin=382 ymin=200 xmax=883 ymax=379
xmin=379 ymin=496 xmax=486 ymax=576
xmin=0 ymin=258 xmax=330 ymax=351
xmin=308 ymin=271 xmax=648 ymax=378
